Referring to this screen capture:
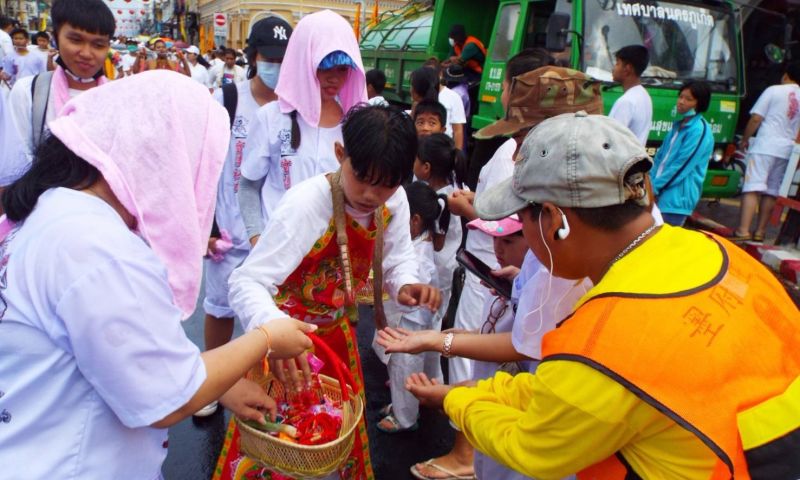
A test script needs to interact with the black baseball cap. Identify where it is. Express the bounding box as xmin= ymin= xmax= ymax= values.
xmin=247 ymin=17 xmax=292 ymax=59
